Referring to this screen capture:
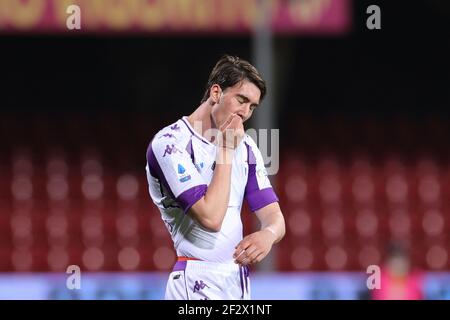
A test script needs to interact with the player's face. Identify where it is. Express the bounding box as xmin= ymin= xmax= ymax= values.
xmin=213 ymin=80 xmax=261 ymax=127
